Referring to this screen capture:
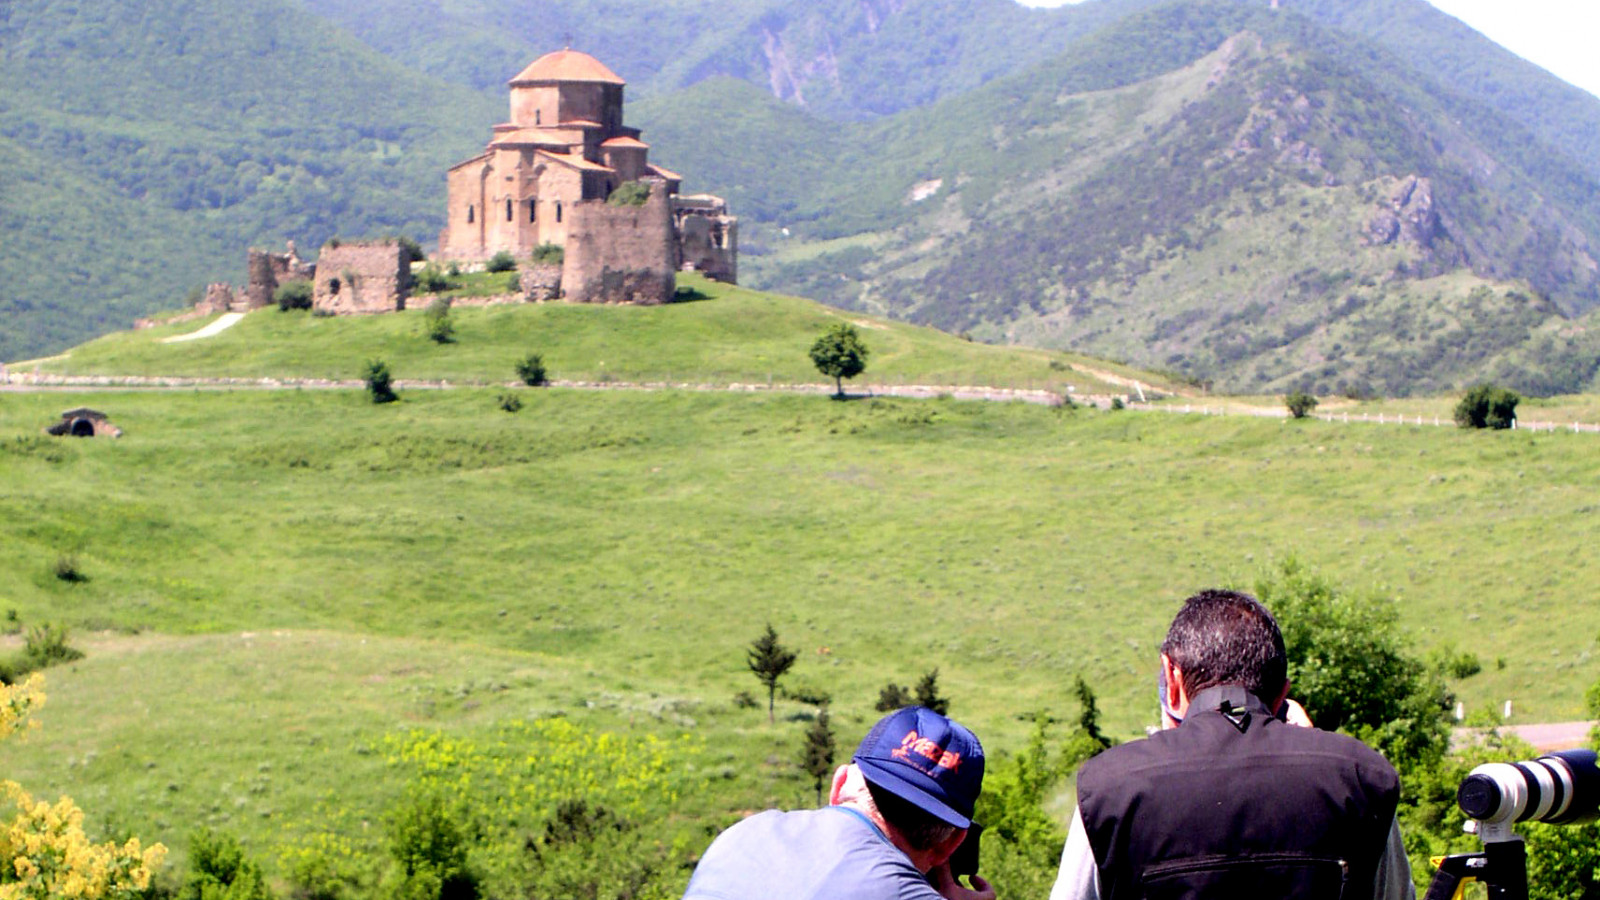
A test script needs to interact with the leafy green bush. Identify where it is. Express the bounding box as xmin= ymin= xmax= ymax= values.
xmin=364 ymin=360 xmax=398 ymax=404
xmin=425 ymin=298 xmax=454 ymax=344
xmin=23 ymin=623 xmax=84 ymax=668
xmin=529 ymin=243 xmax=564 ymax=266
xmin=53 ymin=554 xmax=87 ymax=583
xmin=515 ymin=353 xmax=547 ymax=387
xmin=386 ymin=792 xmax=479 ymax=900
xmin=1285 ymin=391 xmax=1319 ymax=419
xmin=1454 ymin=383 xmax=1520 ymax=429
xmin=180 ymin=829 xmax=275 ymax=900
xmin=485 ymin=251 xmax=516 ymax=274
xmin=274 ymin=279 xmax=314 ymax=312
xmin=496 ymin=393 xmax=521 ymax=413
xmin=417 ymin=265 xmax=449 ymax=294
xmin=606 ymin=181 xmax=651 ymax=207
